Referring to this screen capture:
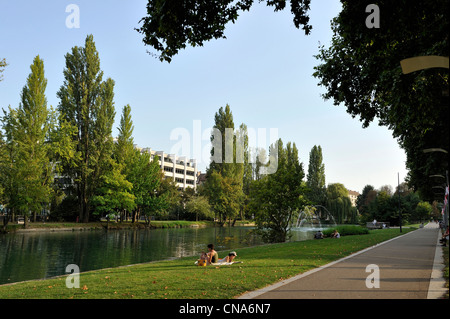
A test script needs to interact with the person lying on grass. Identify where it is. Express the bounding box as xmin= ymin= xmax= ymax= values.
xmin=217 ymin=251 xmax=237 ymax=263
